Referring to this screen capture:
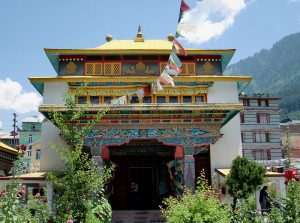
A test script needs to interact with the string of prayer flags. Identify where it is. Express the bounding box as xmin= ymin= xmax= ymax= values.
xmin=169 ymin=51 xmax=182 ymax=68
xmin=178 ymin=0 xmax=191 ymax=23
xmin=127 ymin=92 xmax=134 ymax=101
xmin=136 ymin=88 xmax=144 ymax=100
xmin=165 ymin=64 xmax=182 ymax=76
xmin=159 ymin=71 xmax=175 ymax=86
xmin=111 ymin=95 xmax=127 ymax=105
xmin=173 ymin=39 xmax=187 ymax=56
xmin=156 ymin=79 xmax=164 ymax=91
